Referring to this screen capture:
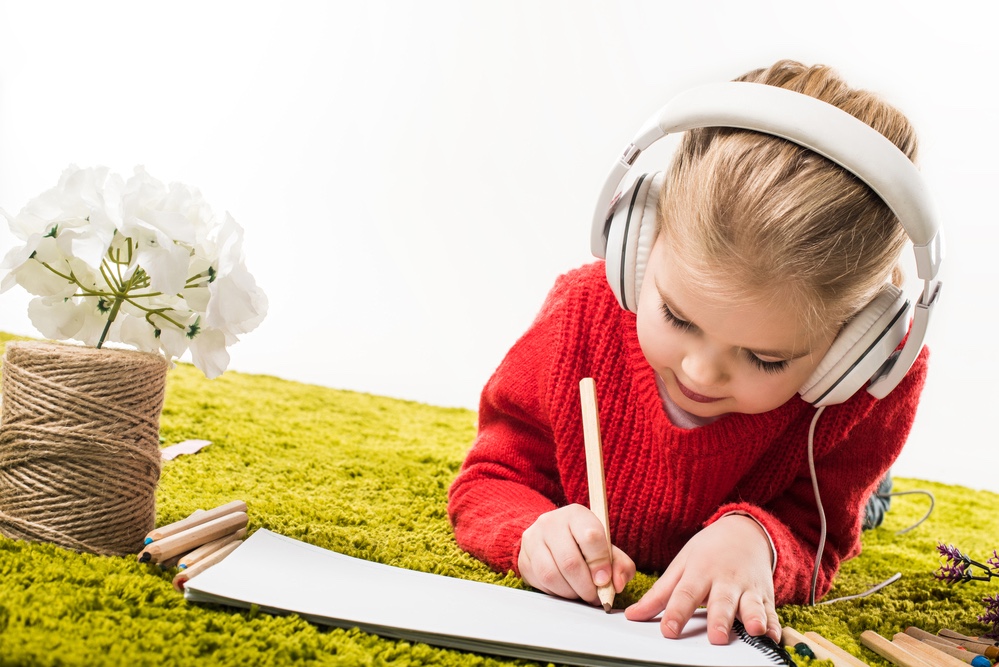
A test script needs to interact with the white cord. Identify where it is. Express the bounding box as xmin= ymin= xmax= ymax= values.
xmin=806 ymin=406 xmax=826 ymax=606
xmin=806 ymin=406 xmax=913 ymax=605
xmin=879 ymin=489 xmax=935 ymax=535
